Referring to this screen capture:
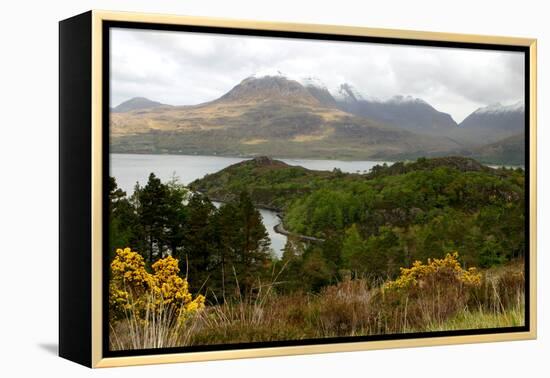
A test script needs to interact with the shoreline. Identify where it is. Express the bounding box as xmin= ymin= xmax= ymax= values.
xmin=110 ymin=152 xmax=524 ymax=170
xmin=110 ymin=151 xmax=394 ymax=164
xmin=208 ymin=195 xmax=324 ymax=244
xmin=273 ymin=219 xmax=325 ymax=243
